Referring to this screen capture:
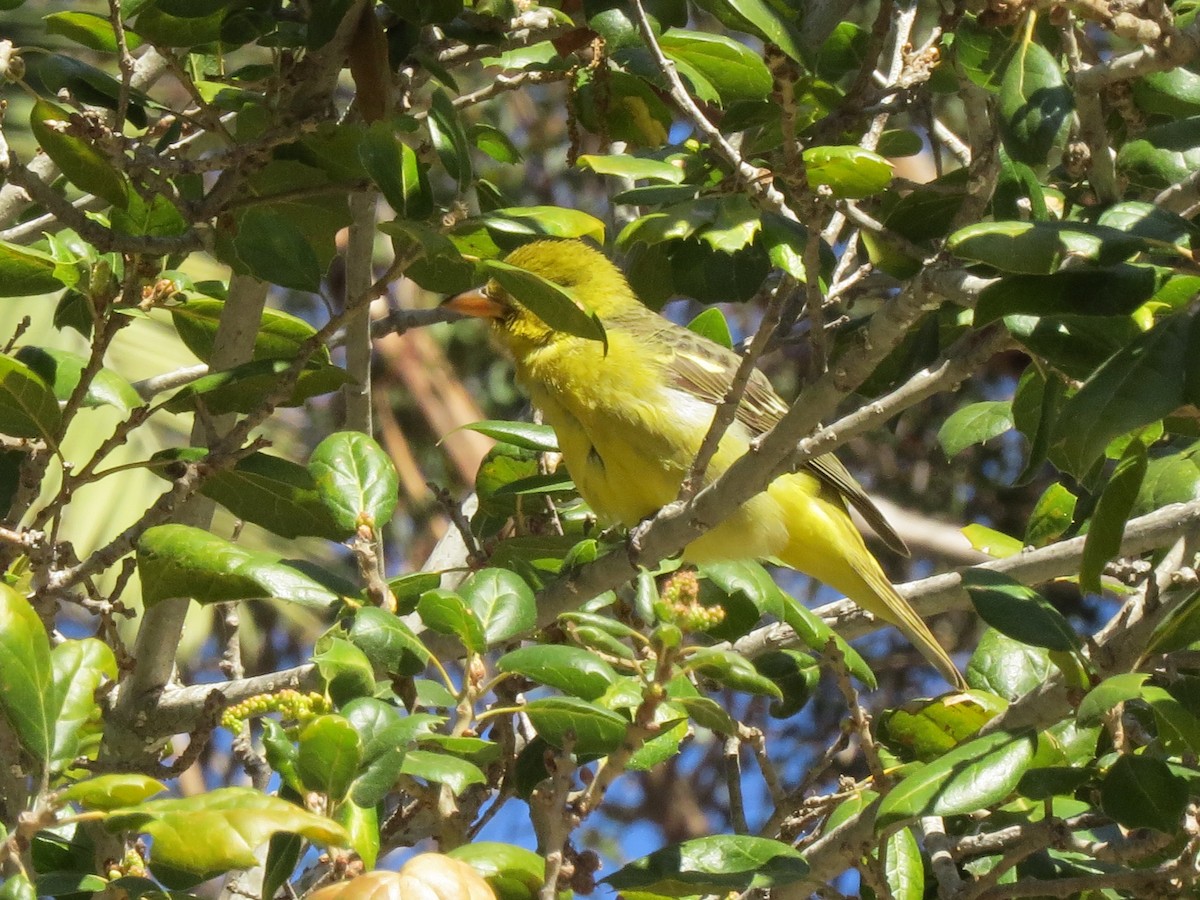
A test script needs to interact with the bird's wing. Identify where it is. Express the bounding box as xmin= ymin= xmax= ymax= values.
xmin=660 ymin=322 xmax=910 ymax=557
